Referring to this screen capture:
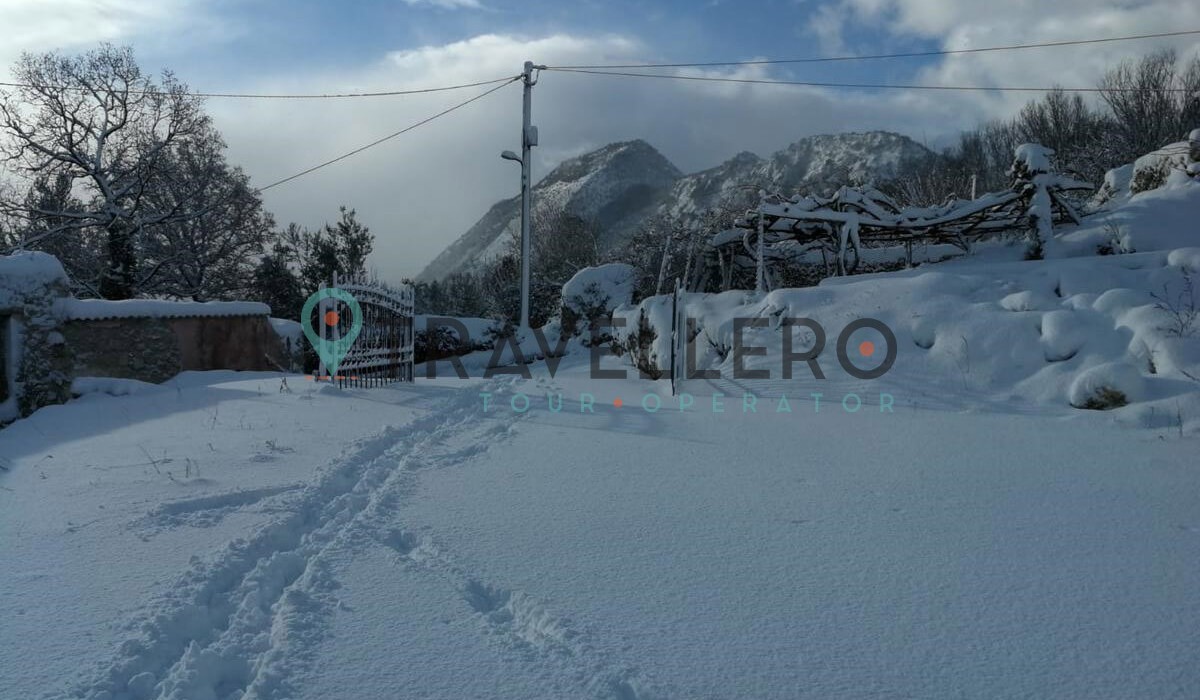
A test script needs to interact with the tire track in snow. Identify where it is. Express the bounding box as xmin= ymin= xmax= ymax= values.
xmin=370 ymin=375 xmax=674 ymax=700
xmin=69 ymin=379 xmax=522 ymax=700
xmin=383 ymin=530 xmax=673 ymax=700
